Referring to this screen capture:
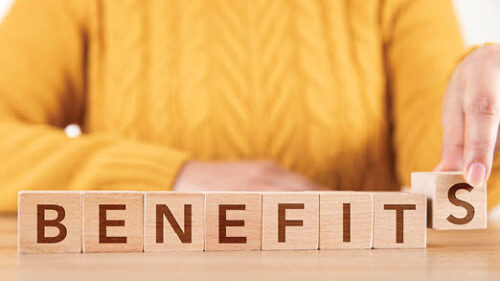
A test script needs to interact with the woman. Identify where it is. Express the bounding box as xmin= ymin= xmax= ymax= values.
xmin=0 ymin=0 xmax=498 ymax=212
